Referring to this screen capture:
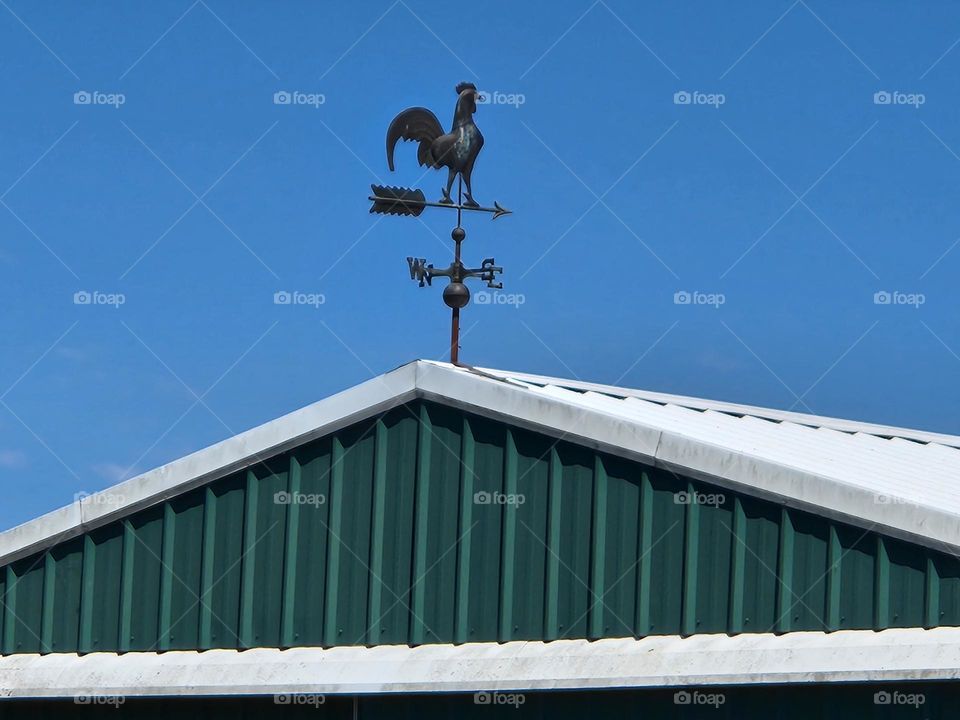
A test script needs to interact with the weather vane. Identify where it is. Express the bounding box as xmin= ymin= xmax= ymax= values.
xmin=369 ymin=81 xmax=511 ymax=365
